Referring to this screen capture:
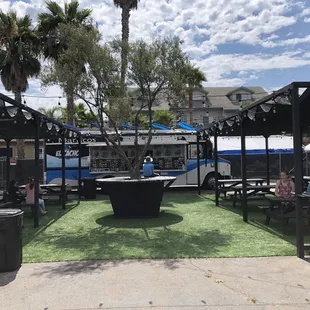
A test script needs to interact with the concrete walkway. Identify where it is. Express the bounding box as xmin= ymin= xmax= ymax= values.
xmin=0 ymin=257 xmax=310 ymax=310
